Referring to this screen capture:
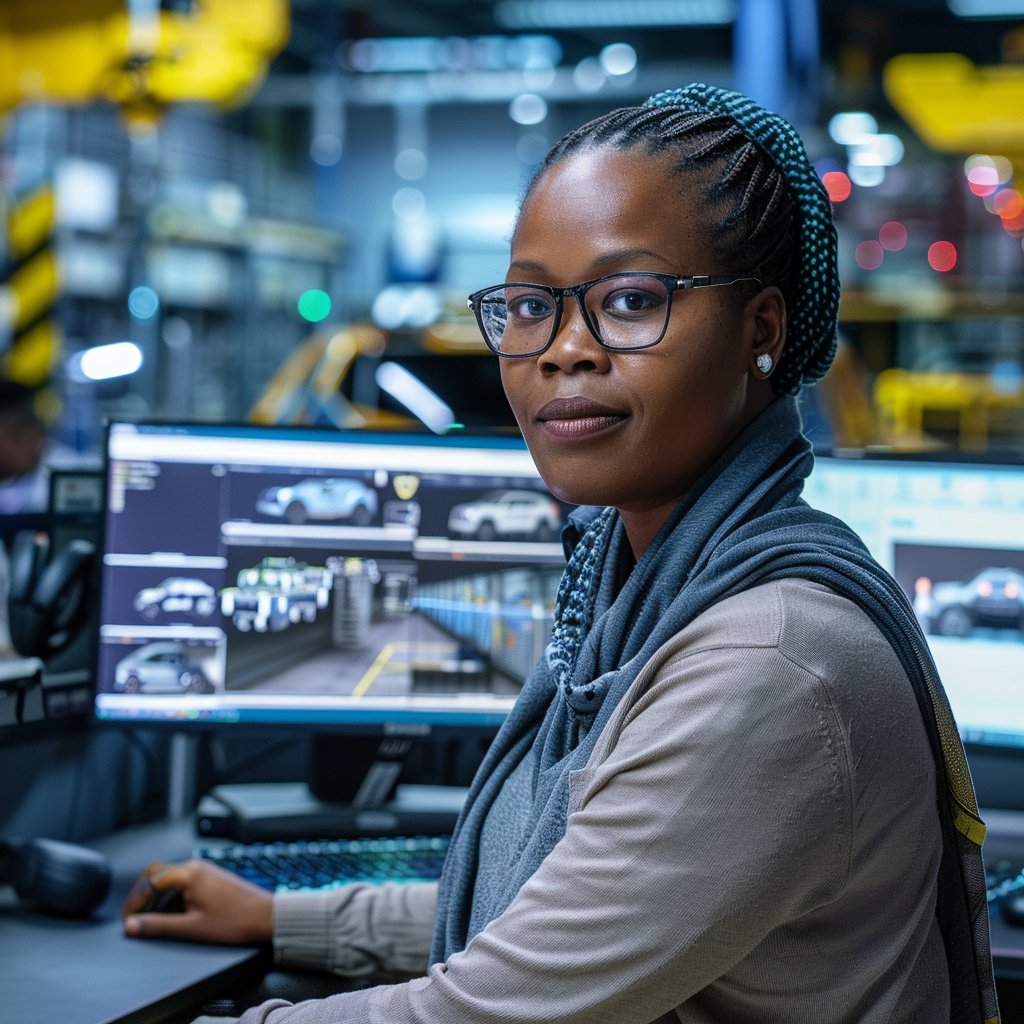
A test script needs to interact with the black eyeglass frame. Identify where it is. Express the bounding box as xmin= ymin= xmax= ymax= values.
xmin=467 ymin=271 xmax=764 ymax=357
